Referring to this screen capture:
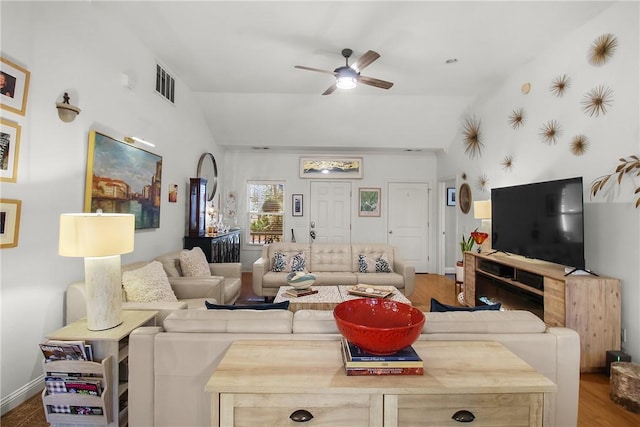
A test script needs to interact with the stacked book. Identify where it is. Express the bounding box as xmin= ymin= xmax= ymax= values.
xmin=284 ymin=288 xmax=318 ymax=298
xmin=340 ymin=338 xmax=424 ymax=376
